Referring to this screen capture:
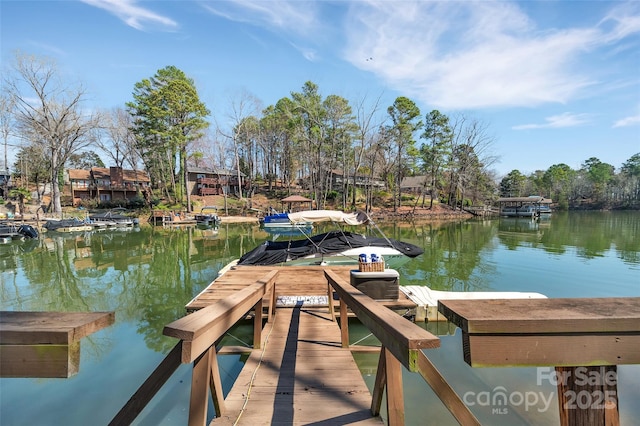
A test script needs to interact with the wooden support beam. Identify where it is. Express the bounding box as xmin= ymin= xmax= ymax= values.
xmin=461 ymin=333 xmax=640 ymax=367
xmin=415 ymin=350 xmax=480 ymax=425
xmin=0 ymin=342 xmax=79 ymax=378
xmin=556 ymin=366 xmax=619 ymax=426
xmin=109 ymin=342 xmax=183 ymax=426
xmin=371 ymin=347 xmax=386 ymax=416
xmin=209 ymin=348 xmax=226 ymax=417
